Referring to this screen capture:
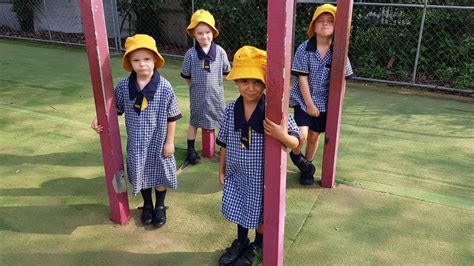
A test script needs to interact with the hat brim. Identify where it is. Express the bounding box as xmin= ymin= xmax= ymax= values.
xmin=186 ymin=21 xmax=219 ymax=37
xmin=122 ymin=46 xmax=165 ymax=72
xmin=226 ymin=67 xmax=266 ymax=85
